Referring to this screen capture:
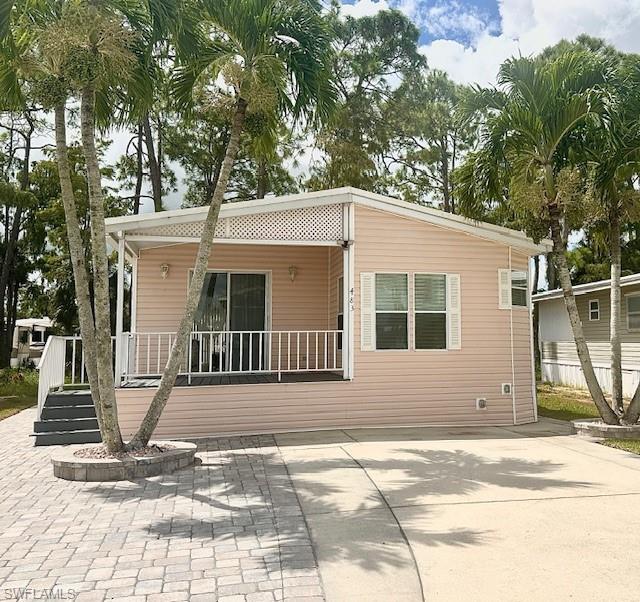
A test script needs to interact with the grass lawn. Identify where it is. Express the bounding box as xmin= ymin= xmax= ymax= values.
xmin=537 ymin=382 xmax=640 ymax=455
xmin=599 ymin=439 xmax=640 ymax=454
xmin=536 ymin=382 xmax=600 ymax=421
xmin=0 ymin=369 xmax=38 ymax=421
